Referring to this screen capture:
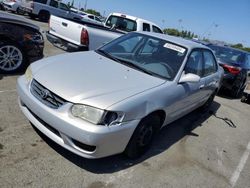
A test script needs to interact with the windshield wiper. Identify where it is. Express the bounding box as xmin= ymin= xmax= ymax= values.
xmin=96 ymin=49 xmax=123 ymax=63
xmin=117 ymin=59 xmax=154 ymax=76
